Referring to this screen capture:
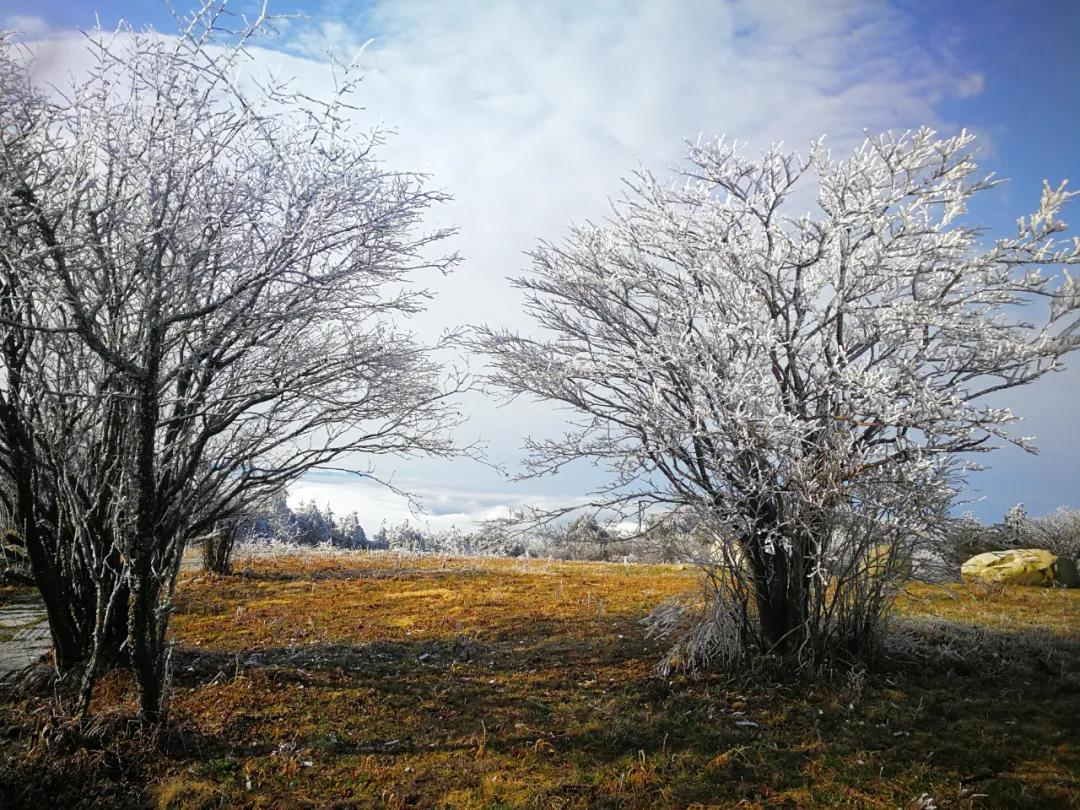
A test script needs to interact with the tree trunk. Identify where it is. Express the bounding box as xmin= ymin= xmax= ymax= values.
xmin=747 ymin=531 xmax=811 ymax=660
xmin=128 ymin=571 xmax=163 ymax=722
xmin=95 ymin=576 xmax=131 ymax=668
xmin=128 ymin=333 xmax=167 ymax=723
xmin=202 ymin=526 xmax=236 ymax=575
